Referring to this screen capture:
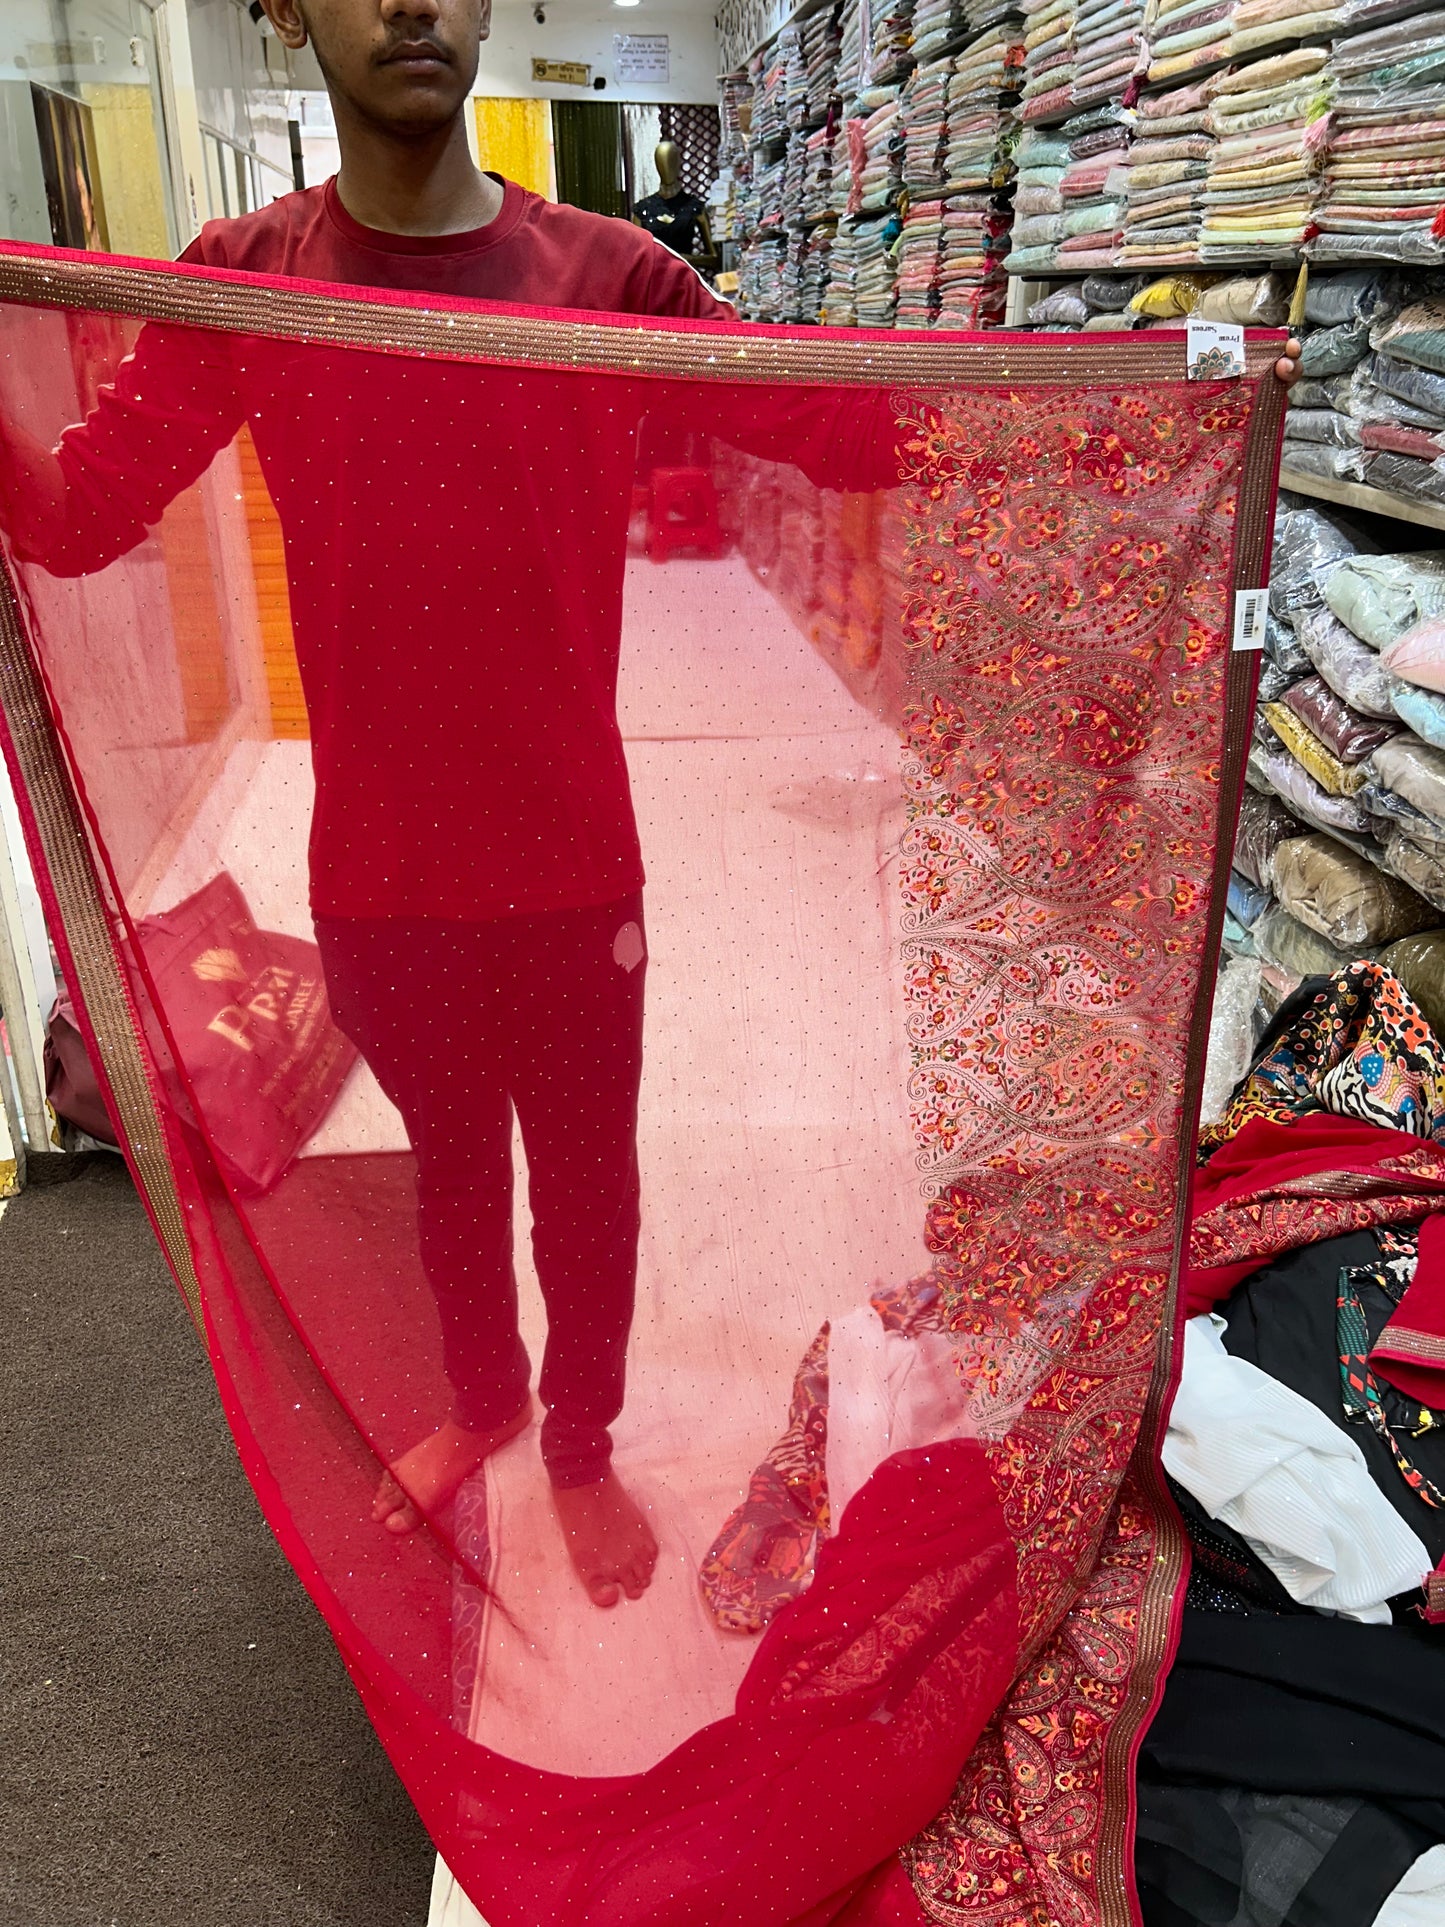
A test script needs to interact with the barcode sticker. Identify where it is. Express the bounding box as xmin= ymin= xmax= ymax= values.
xmin=1233 ymin=588 xmax=1268 ymax=651
xmin=1187 ymin=319 xmax=1245 ymax=380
